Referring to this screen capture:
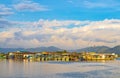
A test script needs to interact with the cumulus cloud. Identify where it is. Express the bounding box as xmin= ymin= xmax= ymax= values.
xmin=13 ymin=0 xmax=49 ymax=12
xmin=0 ymin=19 xmax=120 ymax=49
xmin=0 ymin=19 xmax=13 ymax=29
xmin=0 ymin=19 xmax=24 ymax=30
xmin=0 ymin=4 xmax=14 ymax=17
xmin=33 ymin=19 xmax=90 ymax=29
